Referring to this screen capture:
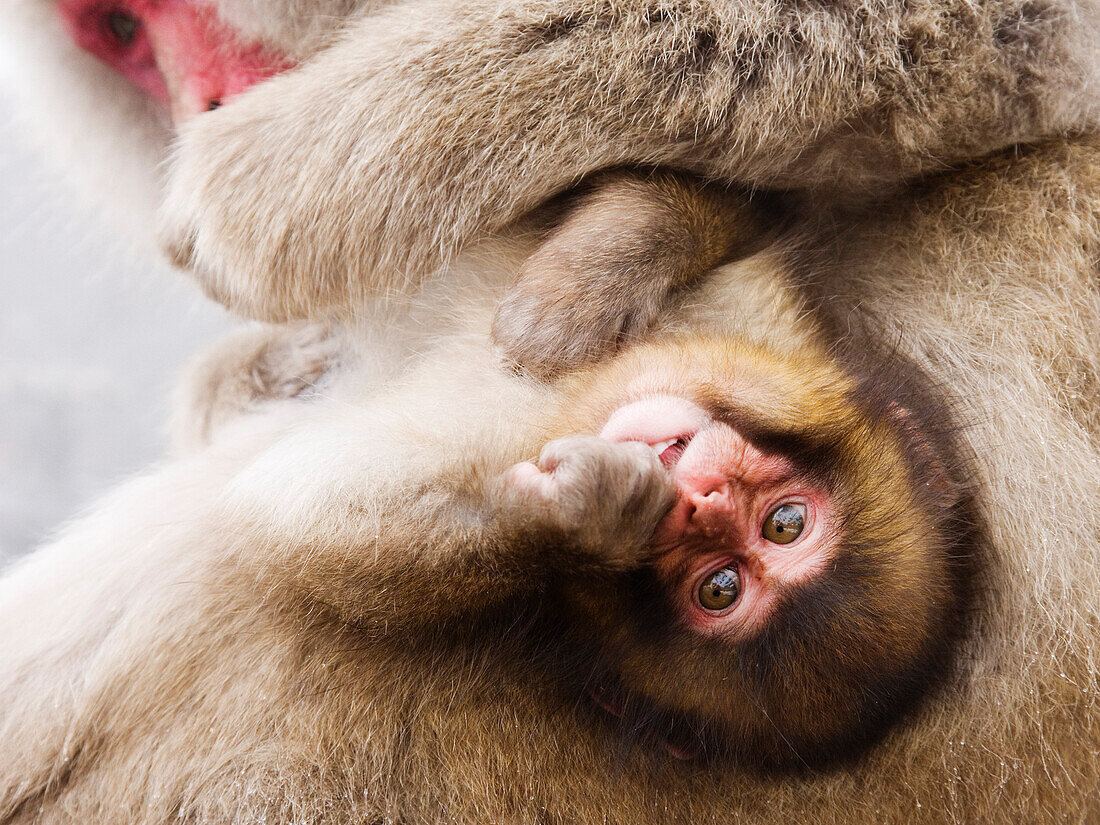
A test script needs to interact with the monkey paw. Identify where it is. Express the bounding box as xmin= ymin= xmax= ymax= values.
xmin=171 ymin=321 xmax=342 ymax=453
xmin=492 ymin=262 xmax=674 ymax=379
xmin=503 ymin=436 xmax=676 ymax=570
xmin=246 ymin=322 xmax=344 ymax=402
xmin=158 ymin=103 xmax=292 ymax=318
